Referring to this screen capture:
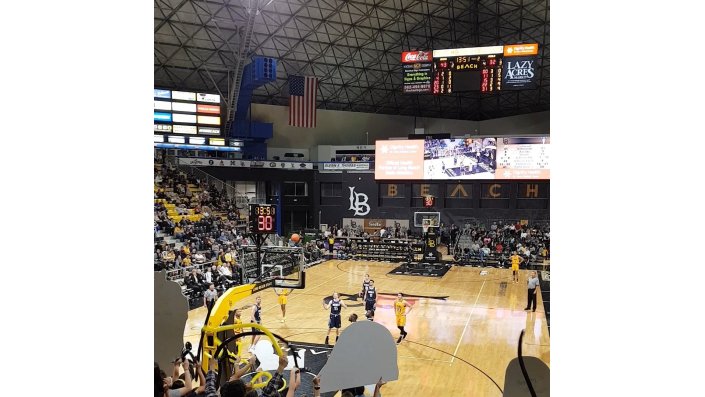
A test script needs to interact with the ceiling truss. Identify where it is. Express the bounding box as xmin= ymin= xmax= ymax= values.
xmin=155 ymin=0 xmax=549 ymax=121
